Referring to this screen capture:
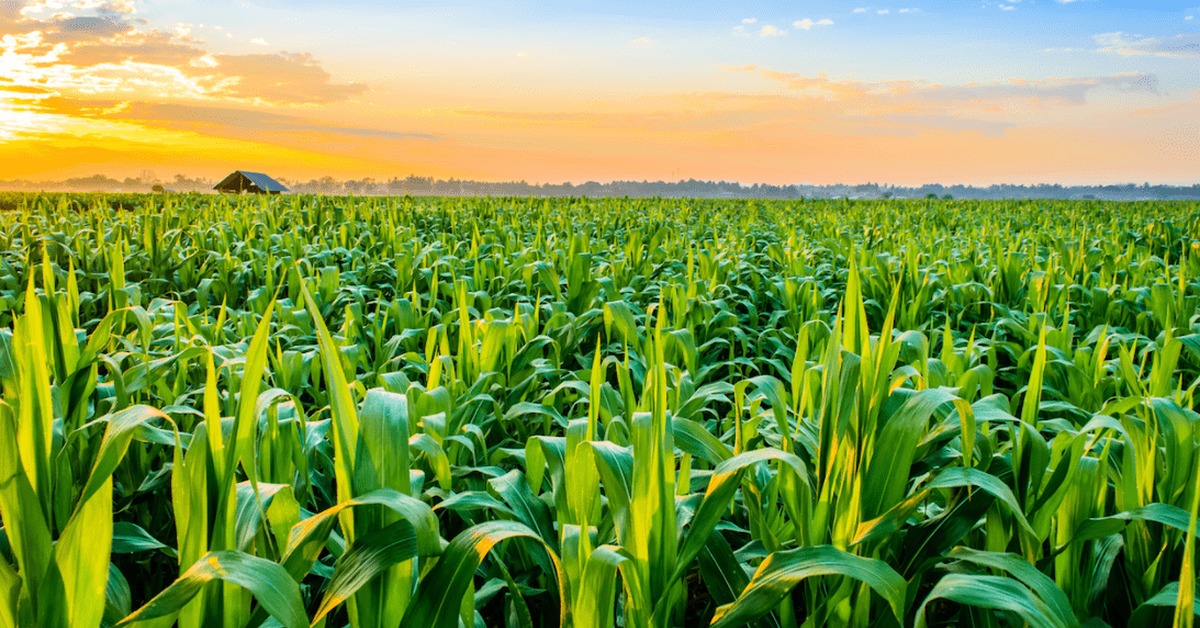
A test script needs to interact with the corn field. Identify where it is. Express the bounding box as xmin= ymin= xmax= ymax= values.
xmin=1 ymin=193 xmax=1199 ymax=628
